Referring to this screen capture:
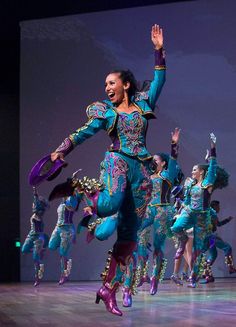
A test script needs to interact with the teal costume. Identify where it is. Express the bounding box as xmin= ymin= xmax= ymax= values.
xmin=22 ymin=190 xmax=49 ymax=286
xmin=139 ymin=142 xmax=178 ymax=295
xmin=171 ymin=149 xmax=217 ymax=283
xmin=54 ymin=48 xmax=166 ymax=314
xmin=49 ymin=192 xmax=83 ymax=284
xmin=201 ymin=207 xmax=236 ymax=281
